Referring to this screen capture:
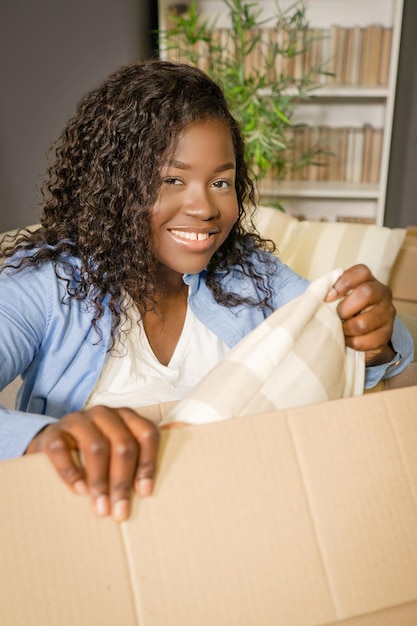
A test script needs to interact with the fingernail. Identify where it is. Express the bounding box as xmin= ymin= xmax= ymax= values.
xmin=112 ymin=499 xmax=129 ymax=522
xmin=94 ymin=495 xmax=110 ymax=517
xmin=136 ymin=478 xmax=153 ymax=498
xmin=73 ymin=479 xmax=88 ymax=495
xmin=325 ymin=287 xmax=337 ymax=301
